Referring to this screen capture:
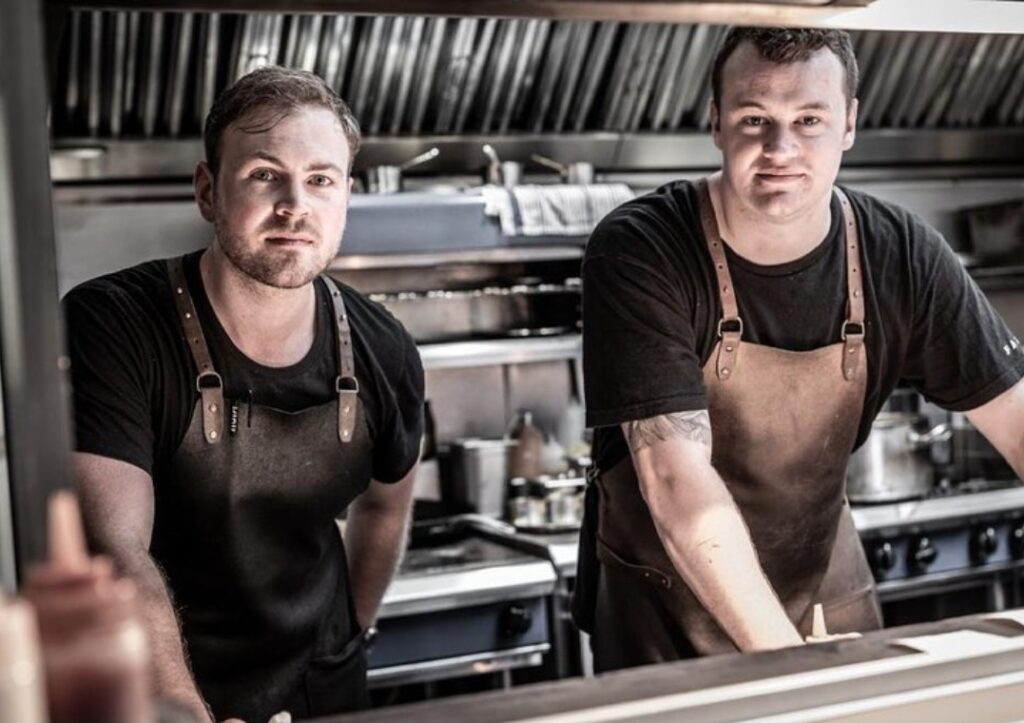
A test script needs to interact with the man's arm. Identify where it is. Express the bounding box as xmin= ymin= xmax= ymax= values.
xmin=74 ymin=453 xmax=214 ymax=723
xmin=966 ymin=377 xmax=1024 ymax=476
xmin=624 ymin=412 xmax=803 ymax=652
xmin=344 ymin=466 xmax=417 ymax=630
